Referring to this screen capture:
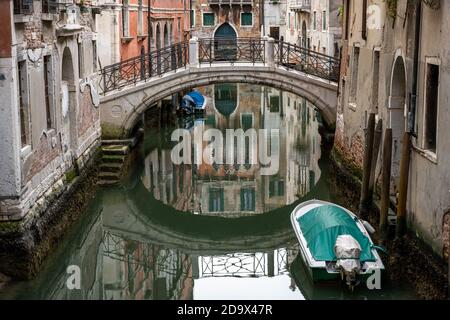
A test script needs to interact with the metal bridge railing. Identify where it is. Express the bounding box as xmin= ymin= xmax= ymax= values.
xmin=198 ymin=37 xmax=266 ymax=65
xmin=99 ymin=38 xmax=340 ymax=95
xmin=99 ymin=41 xmax=189 ymax=94
xmin=274 ymin=40 xmax=340 ymax=82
